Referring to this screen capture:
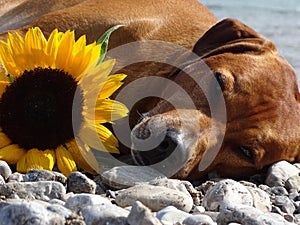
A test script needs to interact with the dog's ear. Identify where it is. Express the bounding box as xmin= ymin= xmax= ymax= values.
xmin=193 ymin=18 xmax=276 ymax=57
